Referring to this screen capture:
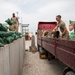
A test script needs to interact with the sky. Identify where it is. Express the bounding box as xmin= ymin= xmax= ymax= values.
xmin=0 ymin=0 xmax=75 ymax=33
